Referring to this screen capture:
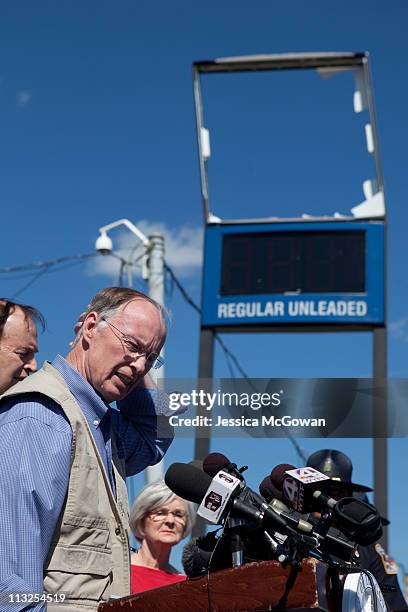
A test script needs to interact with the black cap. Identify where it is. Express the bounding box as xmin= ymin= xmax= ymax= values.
xmin=306 ymin=449 xmax=373 ymax=493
